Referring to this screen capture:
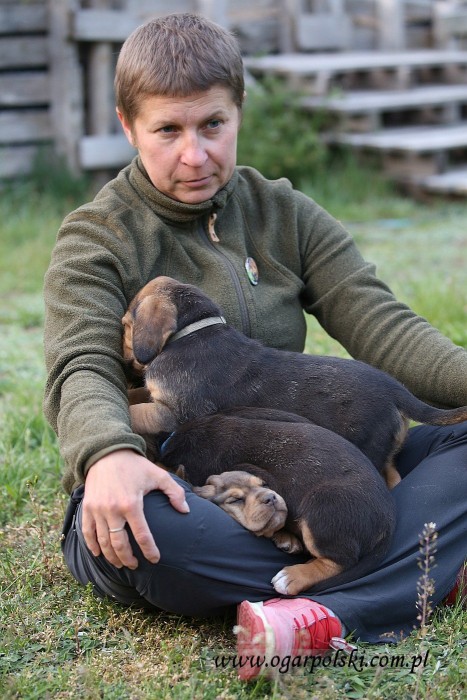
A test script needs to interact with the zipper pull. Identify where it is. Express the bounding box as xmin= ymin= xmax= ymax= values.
xmin=208 ymin=213 xmax=220 ymax=242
